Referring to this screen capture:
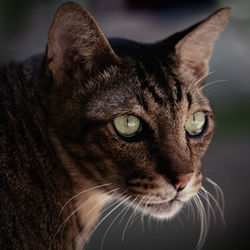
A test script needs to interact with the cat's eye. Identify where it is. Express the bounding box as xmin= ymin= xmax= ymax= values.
xmin=185 ymin=111 xmax=206 ymax=136
xmin=114 ymin=114 xmax=141 ymax=137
